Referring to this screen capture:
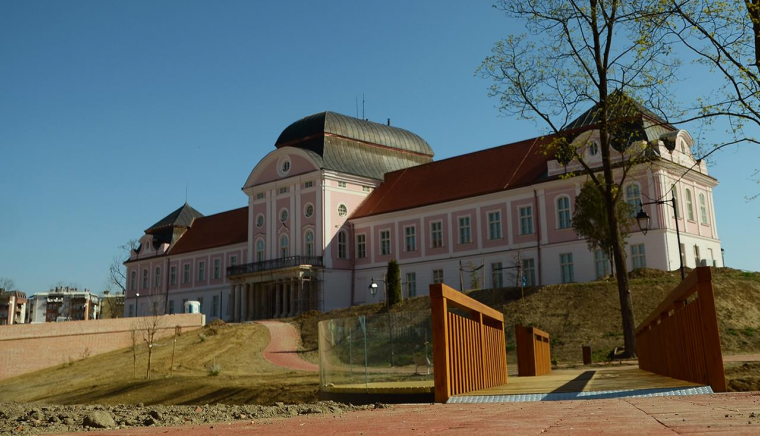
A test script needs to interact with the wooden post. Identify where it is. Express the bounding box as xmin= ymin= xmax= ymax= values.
xmin=695 ymin=269 xmax=727 ymax=392
xmin=431 ymin=285 xmax=451 ymax=403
